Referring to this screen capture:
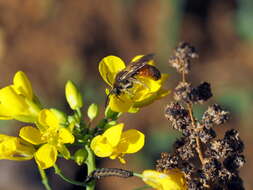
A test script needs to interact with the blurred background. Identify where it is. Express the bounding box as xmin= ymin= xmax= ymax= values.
xmin=0 ymin=0 xmax=252 ymax=189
